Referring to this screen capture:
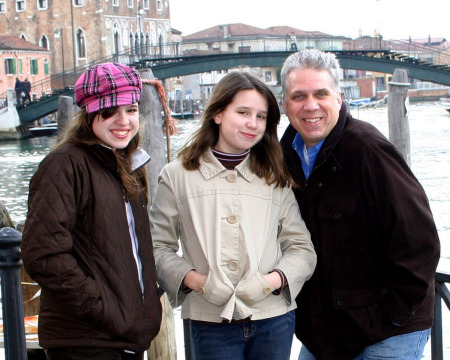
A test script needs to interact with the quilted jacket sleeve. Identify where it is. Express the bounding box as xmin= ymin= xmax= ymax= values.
xmin=22 ymin=151 xmax=103 ymax=324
